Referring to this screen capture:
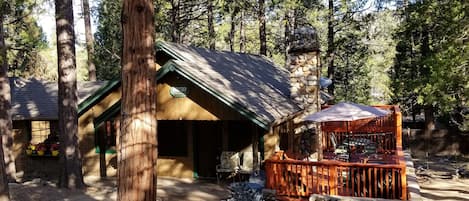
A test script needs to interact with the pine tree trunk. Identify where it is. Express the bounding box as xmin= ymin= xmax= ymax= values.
xmin=119 ymin=0 xmax=157 ymax=200
xmin=82 ymin=0 xmax=96 ymax=81
xmin=0 ymin=12 xmax=11 ymax=201
xmin=258 ymin=0 xmax=266 ymax=55
xmin=326 ymin=0 xmax=335 ymax=95
xmin=229 ymin=9 xmax=237 ymax=52
xmin=0 ymin=8 xmax=16 ymax=183
xmin=56 ymin=0 xmax=85 ymax=189
xmin=207 ymin=0 xmax=215 ymax=49
xmin=170 ymin=0 xmax=180 ymax=43
xmin=239 ymin=11 xmax=245 ymax=53
xmin=284 ymin=10 xmax=292 ymax=64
